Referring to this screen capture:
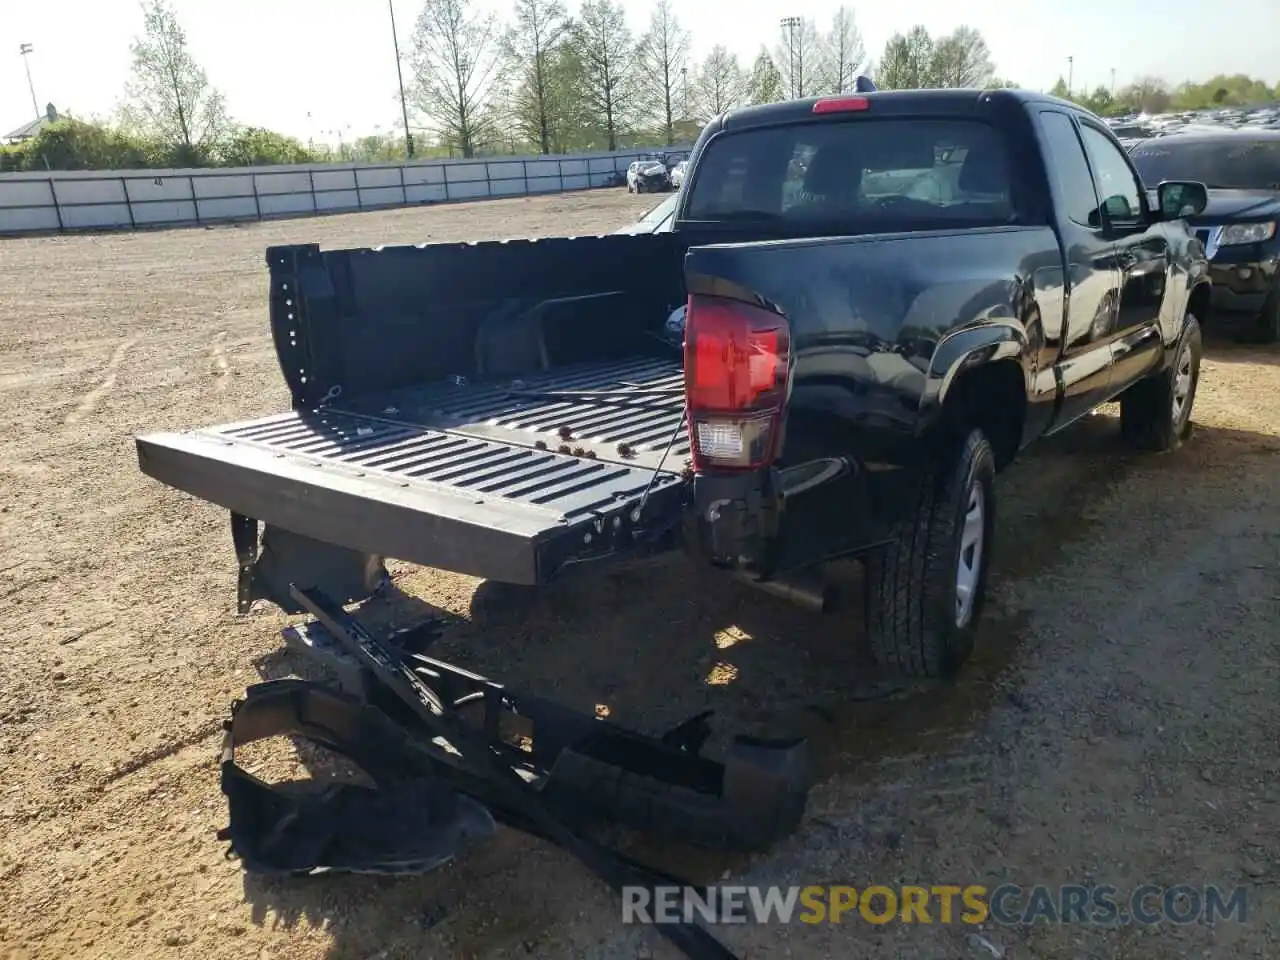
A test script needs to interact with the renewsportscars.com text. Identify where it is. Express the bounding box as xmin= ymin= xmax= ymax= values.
xmin=622 ymin=883 xmax=1249 ymax=926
